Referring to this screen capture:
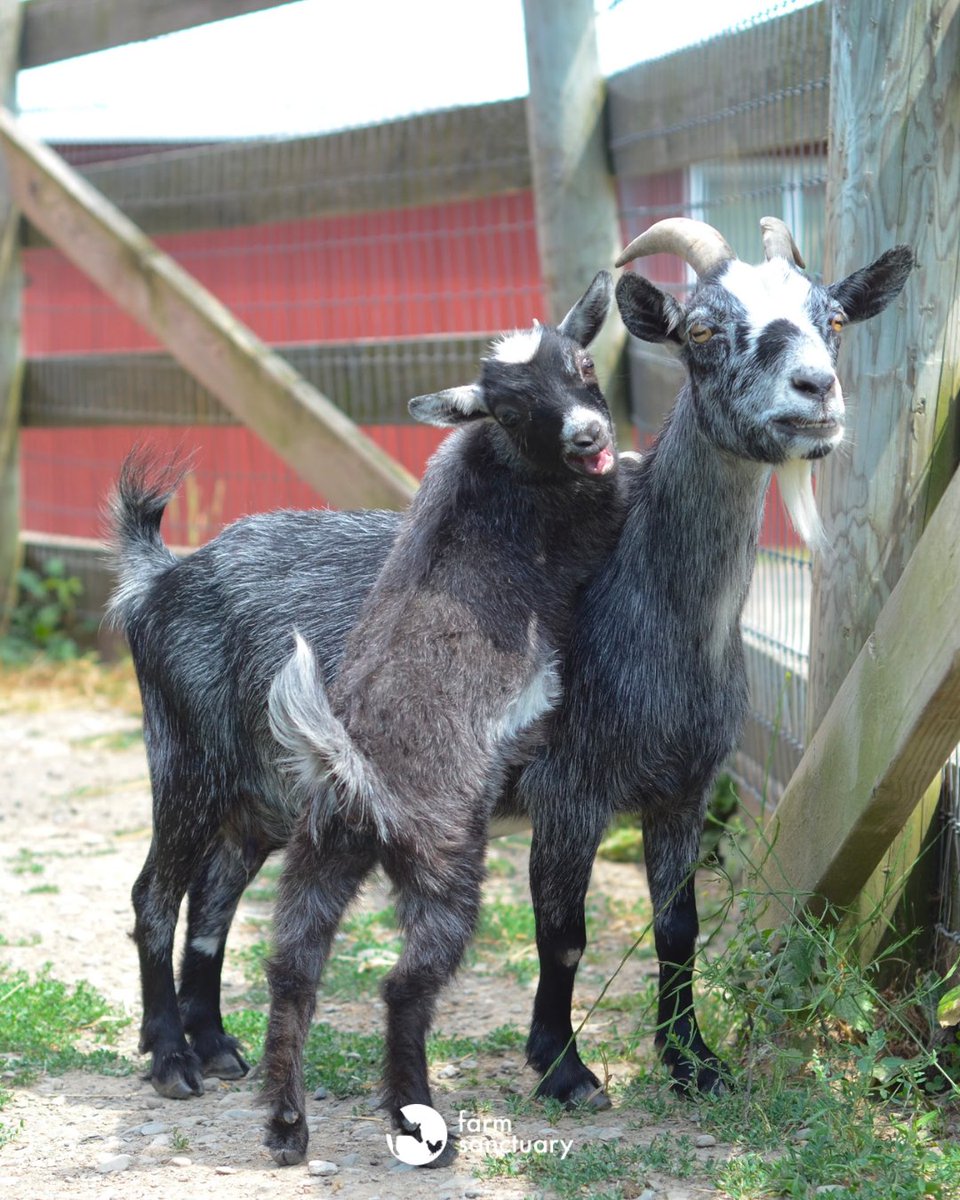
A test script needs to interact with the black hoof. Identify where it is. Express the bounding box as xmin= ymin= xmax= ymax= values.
xmin=664 ymin=1050 xmax=733 ymax=1098
xmin=532 ymin=1054 xmax=610 ymax=1110
xmin=265 ymin=1109 xmax=308 ymax=1166
xmin=201 ymin=1048 xmax=250 ymax=1081
xmin=191 ymin=1031 xmax=250 ymax=1080
xmin=563 ymin=1078 xmax=612 ymax=1111
xmin=149 ymin=1047 xmax=205 ymax=1099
